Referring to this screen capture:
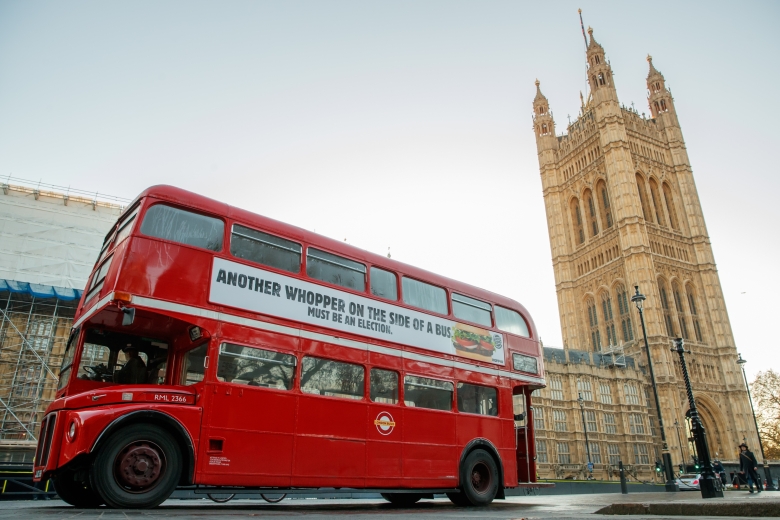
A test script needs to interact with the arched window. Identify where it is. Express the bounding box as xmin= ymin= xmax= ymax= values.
xmin=662 ymin=182 xmax=680 ymax=231
xmin=596 ymin=180 xmax=613 ymax=229
xmin=658 ymin=278 xmax=676 ymax=337
xmin=615 ymin=284 xmax=634 ymax=342
xmin=636 ymin=174 xmax=651 ymax=221
xmin=649 ymin=178 xmax=666 ymax=226
xmin=584 ymin=189 xmax=599 ymax=237
xmin=672 ymin=281 xmax=689 ymax=340
xmin=686 ymin=284 xmax=704 ymax=343
xmin=571 ymin=198 xmax=585 ymax=245
xmin=601 ymin=292 xmax=617 ymax=347
xmin=586 ymin=297 xmax=601 ymax=351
